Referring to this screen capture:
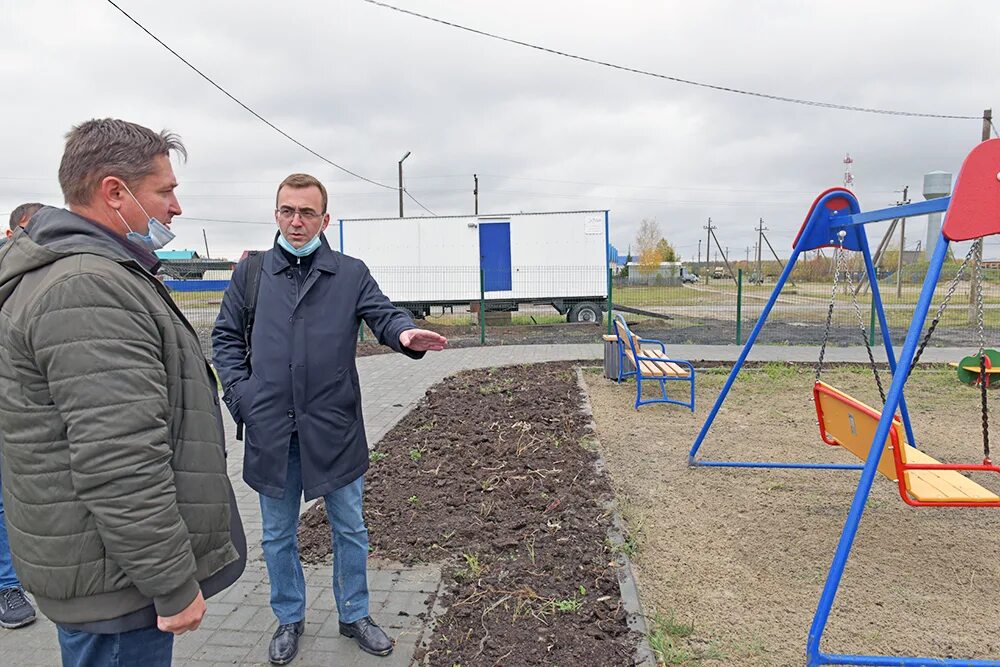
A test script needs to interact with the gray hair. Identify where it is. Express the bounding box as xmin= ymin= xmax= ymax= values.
xmin=9 ymin=202 xmax=43 ymax=231
xmin=58 ymin=118 xmax=187 ymax=206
